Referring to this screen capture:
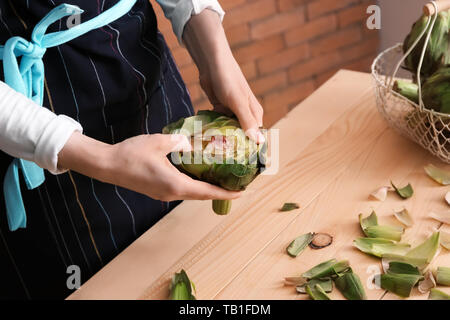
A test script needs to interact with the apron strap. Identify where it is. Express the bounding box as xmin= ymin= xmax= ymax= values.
xmin=0 ymin=0 xmax=137 ymax=231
